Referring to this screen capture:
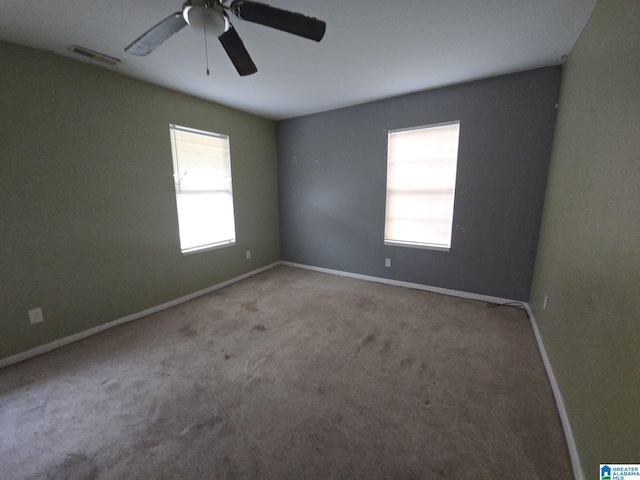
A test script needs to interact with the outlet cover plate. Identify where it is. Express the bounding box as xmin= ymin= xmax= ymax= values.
xmin=29 ymin=308 xmax=44 ymax=324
